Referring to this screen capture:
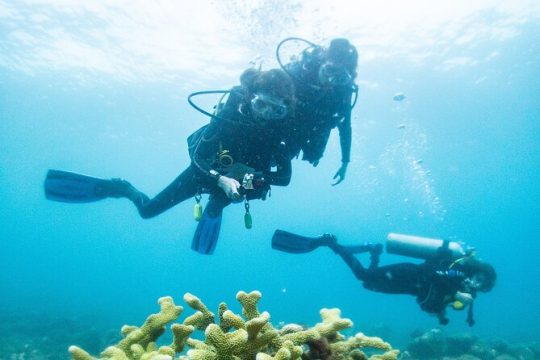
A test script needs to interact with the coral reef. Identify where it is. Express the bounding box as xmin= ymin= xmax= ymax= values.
xmin=68 ymin=290 xmax=399 ymax=360
xmin=402 ymin=329 xmax=539 ymax=360
xmin=0 ymin=311 xmax=121 ymax=359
